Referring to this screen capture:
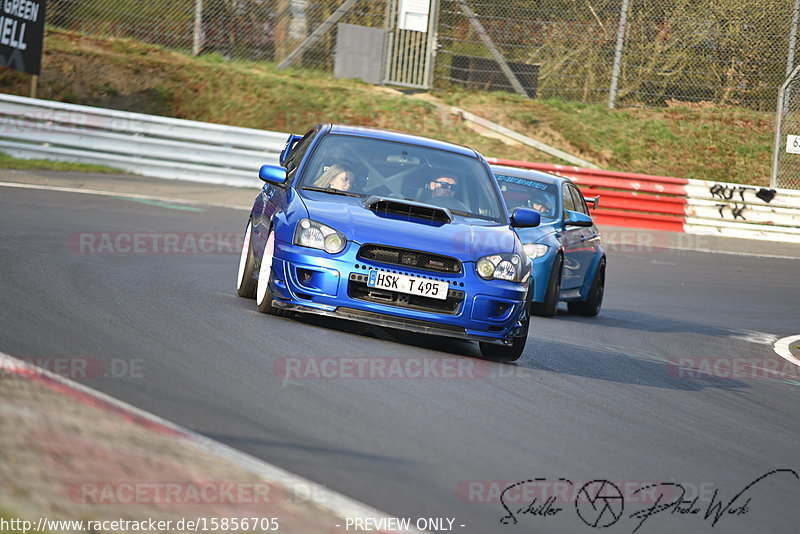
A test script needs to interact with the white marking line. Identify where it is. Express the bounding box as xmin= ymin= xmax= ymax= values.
xmin=0 ymin=180 xmax=250 ymax=211
xmin=654 ymin=245 xmax=800 ymax=261
xmin=0 ymin=351 xmax=428 ymax=534
xmin=774 ymin=334 xmax=800 ymax=370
